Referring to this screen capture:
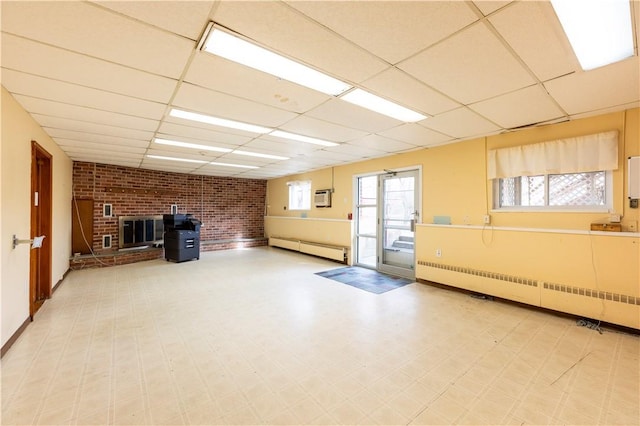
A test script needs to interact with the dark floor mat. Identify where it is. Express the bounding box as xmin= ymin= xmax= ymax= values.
xmin=315 ymin=266 xmax=413 ymax=294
